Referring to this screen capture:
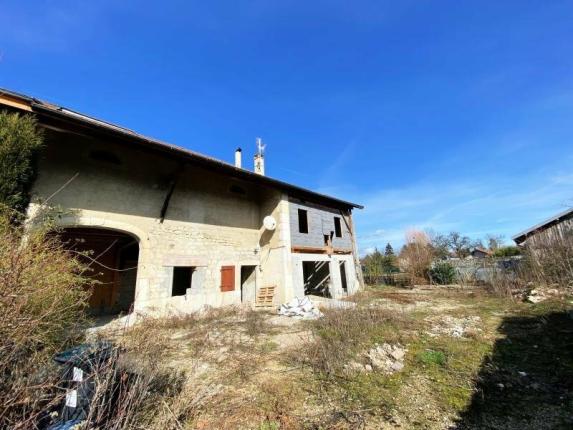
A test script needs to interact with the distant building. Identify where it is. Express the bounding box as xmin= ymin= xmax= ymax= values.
xmin=469 ymin=247 xmax=492 ymax=259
